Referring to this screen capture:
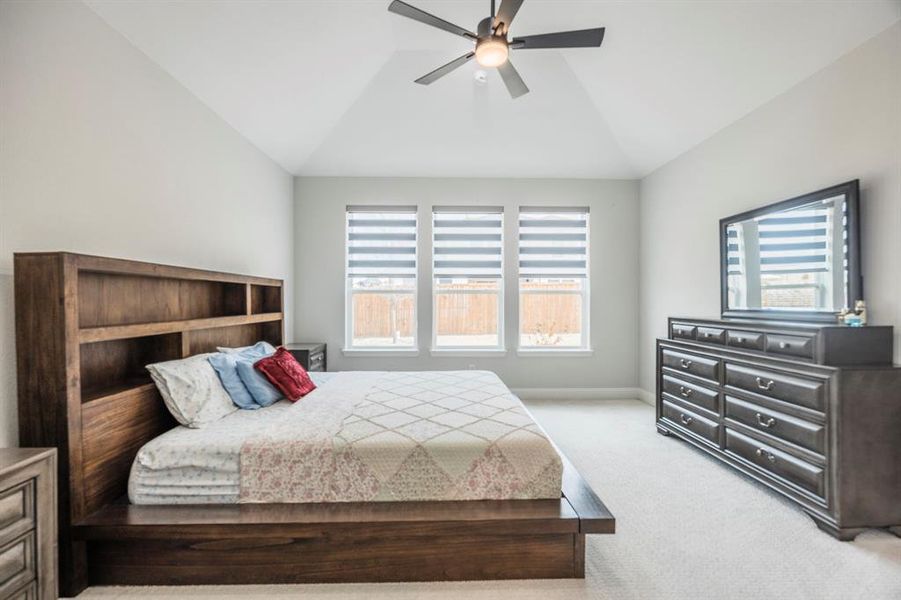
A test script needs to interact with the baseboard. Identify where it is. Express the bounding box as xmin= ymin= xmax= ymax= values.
xmin=637 ymin=388 xmax=655 ymax=406
xmin=513 ymin=387 xmax=644 ymax=402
